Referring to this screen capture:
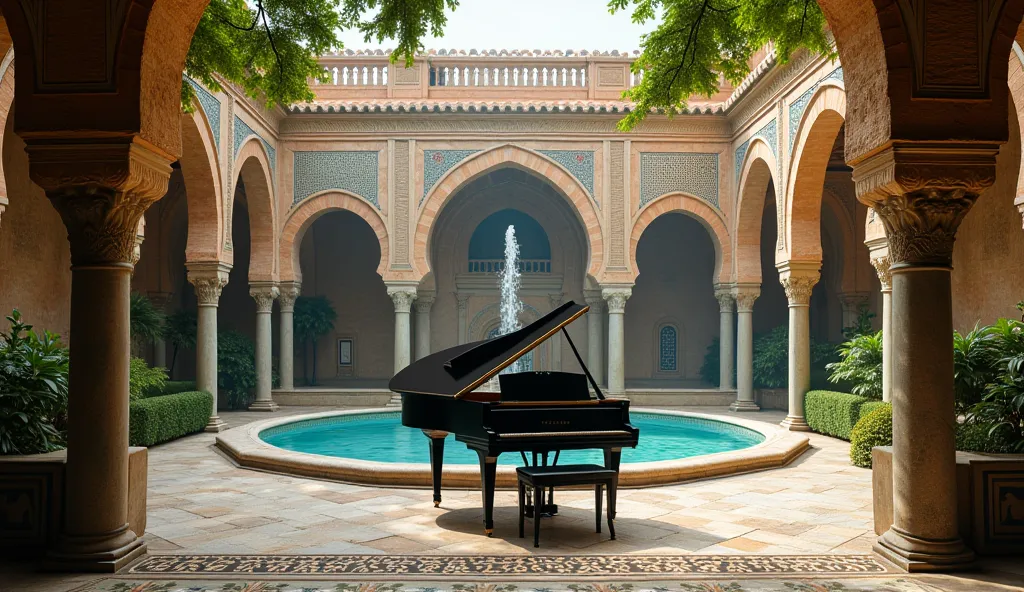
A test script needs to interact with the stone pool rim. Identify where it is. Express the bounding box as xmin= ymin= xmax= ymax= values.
xmin=215 ymin=407 xmax=810 ymax=488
